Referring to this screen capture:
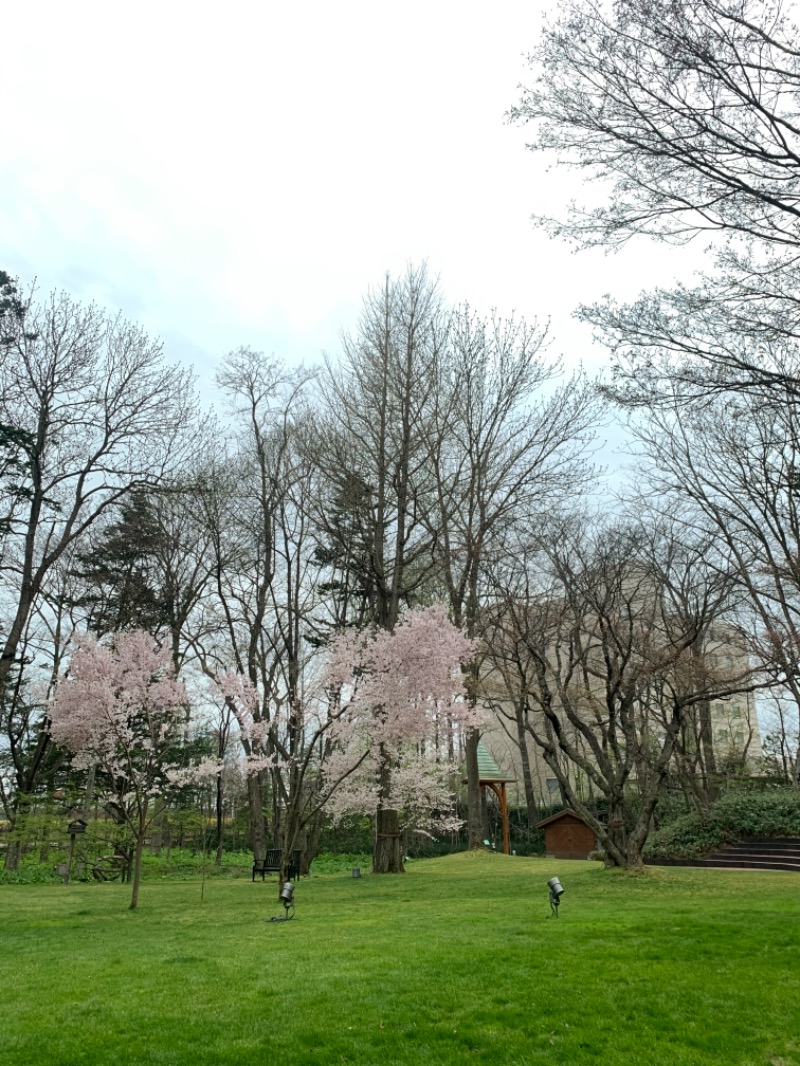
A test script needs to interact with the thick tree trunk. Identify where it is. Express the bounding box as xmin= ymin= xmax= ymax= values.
xmin=302 ymin=814 xmax=322 ymax=875
xmin=515 ymin=714 xmax=539 ymax=830
xmin=605 ymin=800 xmax=627 ymax=868
xmin=277 ymin=799 xmax=301 ymax=884
xmin=625 ymin=839 xmax=645 ymax=869
xmin=697 ymin=698 xmax=719 ymax=804
xmin=4 ymin=837 xmax=23 ymax=871
xmin=3 ymin=791 xmax=32 ymax=870
xmin=373 ymin=748 xmax=404 ymax=873
xmin=74 ymin=766 xmax=96 ymax=879
xmin=246 ymin=772 xmax=268 ymax=864
xmin=374 ymin=807 xmax=404 ymax=873
xmin=465 ymin=728 xmax=484 ymax=849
